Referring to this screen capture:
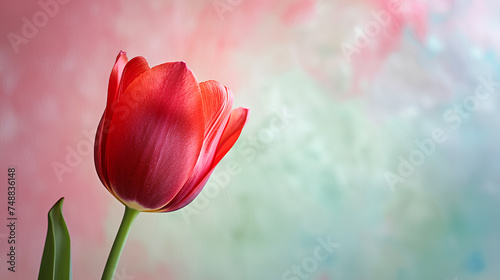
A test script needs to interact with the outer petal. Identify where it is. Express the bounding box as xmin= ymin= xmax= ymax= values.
xmin=212 ymin=107 xmax=249 ymax=166
xmin=116 ymin=56 xmax=150 ymax=102
xmin=105 ymin=62 xmax=205 ymax=211
xmin=94 ymin=51 xmax=128 ymax=193
xmin=107 ymin=57 xmax=151 ymax=124
xmin=160 ymin=107 xmax=249 ymax=212
xmin=106 ymin=51 xmax=128 ymax=112
xmin=199 ymin=80 xmax=233 ymax=133
xmin=94 ymin=115 xmax=112 ymax=192
xmin=157 ymin=81 xmax=233 ymax=211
